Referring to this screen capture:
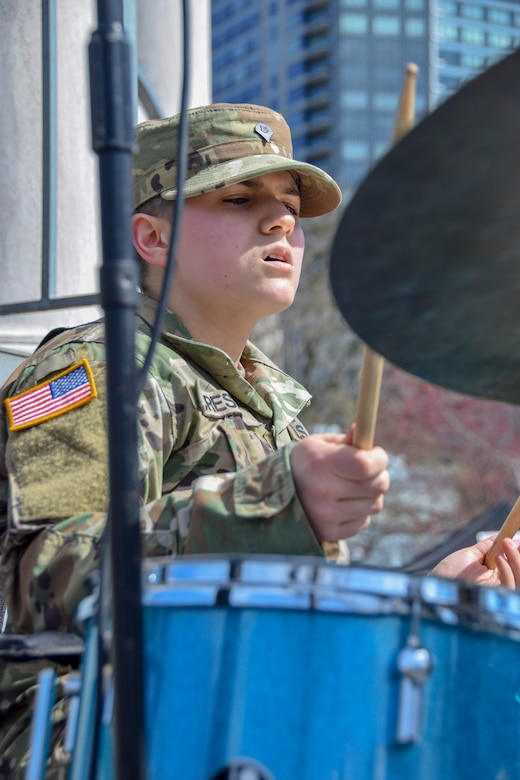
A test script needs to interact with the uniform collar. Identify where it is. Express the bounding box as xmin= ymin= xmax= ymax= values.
xmin=137 ymin=295 xmax=311 ymax=431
